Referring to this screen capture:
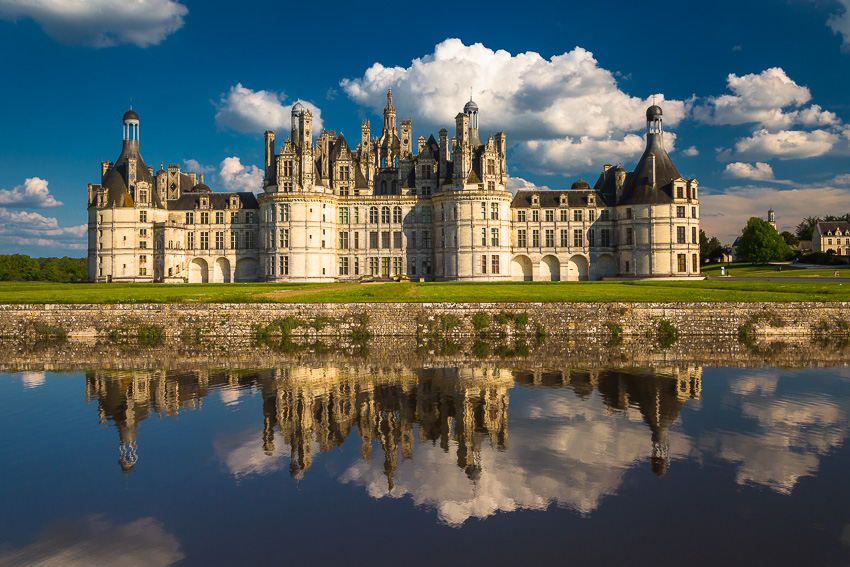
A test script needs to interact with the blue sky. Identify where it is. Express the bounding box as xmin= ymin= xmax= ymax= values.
xmin=1 ymin=0 xmax=849 ymax=256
